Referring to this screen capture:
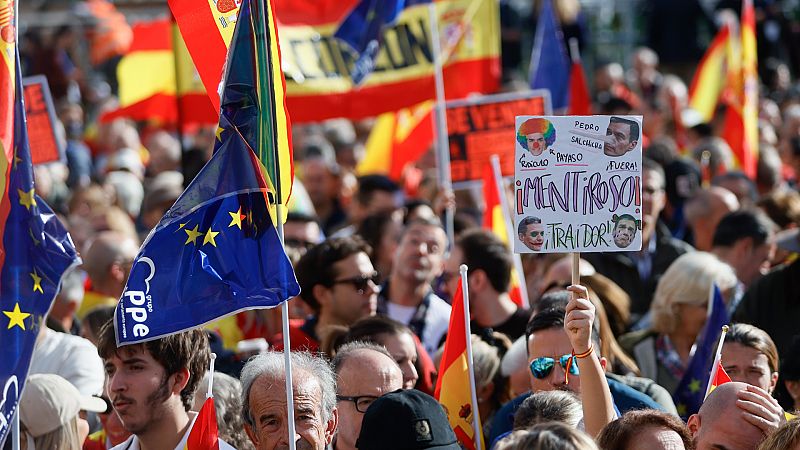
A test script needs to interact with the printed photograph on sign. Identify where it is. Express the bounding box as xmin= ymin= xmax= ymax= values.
xmin=514 ymin=115 xmax=643 ymax=253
